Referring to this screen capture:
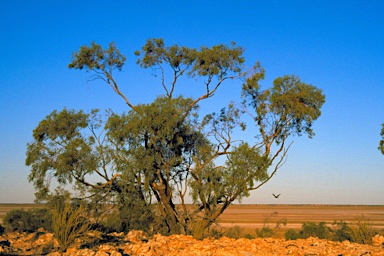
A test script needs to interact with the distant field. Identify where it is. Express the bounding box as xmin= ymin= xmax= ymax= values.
xmin=1 ymin=204 xmax=383 ymax=232
xmin=217 ymin=204 xmax=384 ymax=230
